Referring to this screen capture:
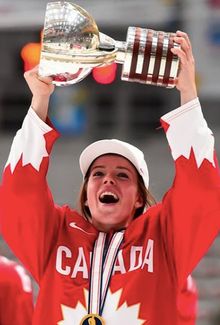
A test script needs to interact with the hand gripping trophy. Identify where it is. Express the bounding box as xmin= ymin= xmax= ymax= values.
xmin=39 ymin=1 xmax=180 ymax=88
